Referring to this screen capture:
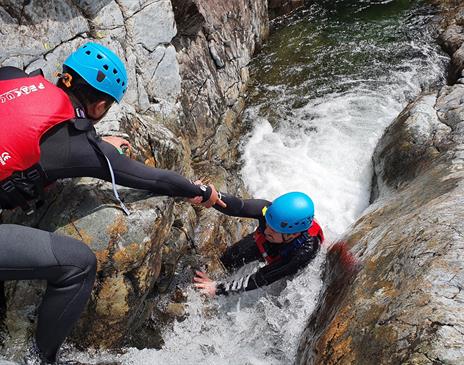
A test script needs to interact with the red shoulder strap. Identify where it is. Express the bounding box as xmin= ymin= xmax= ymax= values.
xmin=253 ymin=230 xmax=281 ymax=265
xmin=308 ymin=219 xmax=324 ymax=243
